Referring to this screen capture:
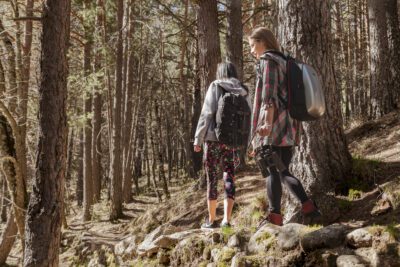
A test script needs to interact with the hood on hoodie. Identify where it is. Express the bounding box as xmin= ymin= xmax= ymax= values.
xmin=214 ymin=78 xmax=248 ymax=96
